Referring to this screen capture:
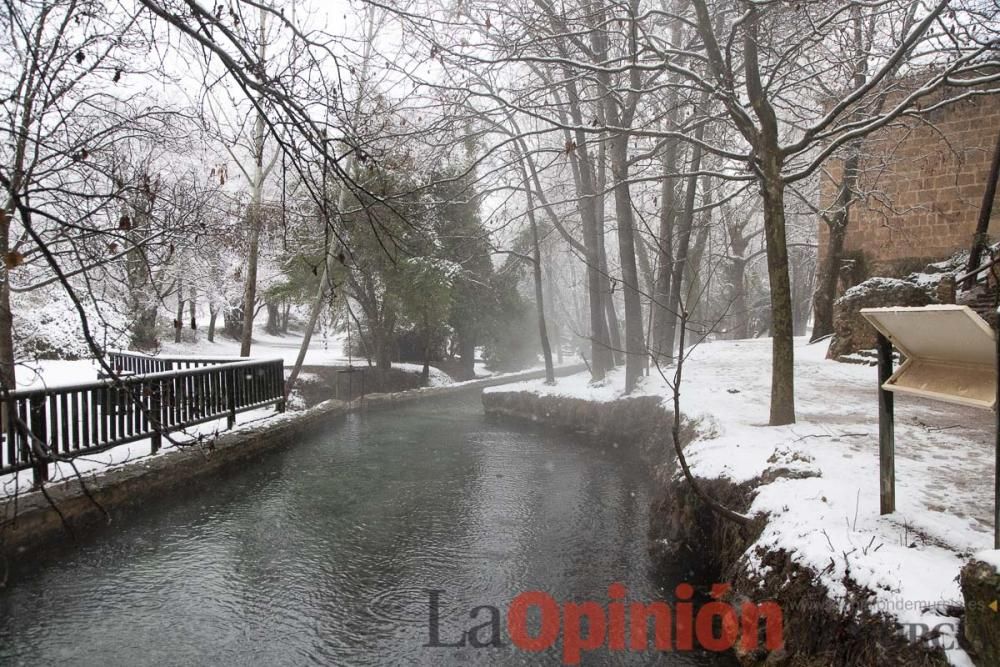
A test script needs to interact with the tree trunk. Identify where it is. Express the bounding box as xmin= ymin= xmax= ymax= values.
xmin=811 ymin=149 xmax=859 ymax=341
xmin=812 ymin=222 xmax=846 ymax=340
xmin=287 ymin=5 xmax=377 ymax=401
xmin=374 ymin=327 xmax=393 ymax=372
xmin=652 ymin=151 xmax=678 ymax=363
xmin=761 ymin=173 xmax=796 ymax=425
xmin=596 ymin=130 xmax=624 ymax=368
xmin=517 ymin=130 xmax=594 ymax=370
xmin=559 ymin=75 xmax=612 ymax=380
xmin=598 ymin=234 xmax=624 ymax=367
xmin=188 ymin=286 xmax=197 ymax=330
xmin=735 ymin=5 xmax=795 ymax=424
xmin=663 ymin=123 xmax=706 ymax=360
xmin=264 ymin=301 xmax=280 ymax=336
xmin=239 ymin=203 xmax=262 ymax=356
xmin=208 ymin=305 xmax=218 ymax=343
xmin=727 ymin=257 xmax=749 ymax=340
xmin=285 ymin=260 xmax=333 ymax=401
xmin=791 ymin=247 xmax=814 ymax=337
xmin=650 ymin=17 xmax=684 ymax=366
xmin=458 ymin=331 xmax=476 ymax=380
xmin=0 ymin=216 xmax=16 ymax=389
xmin=609 ymin=132 xmax=645 ymax=393
xmin=173 ymin=280 xmax=184 ymax=344
xmin=686 ymin=180 xmax=713 ymax=332
xmin=527 ymin=186 xmax=555 ymax=384
xmin=544 ymin=258 xmax=564 ymax=365
xmin=239 ymin=14 xmax=269 ymax=358
xmin=421 ymin=331 xmax=431 ymax=384
xmin=131 ymin=306 xmax=158 ymax=350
